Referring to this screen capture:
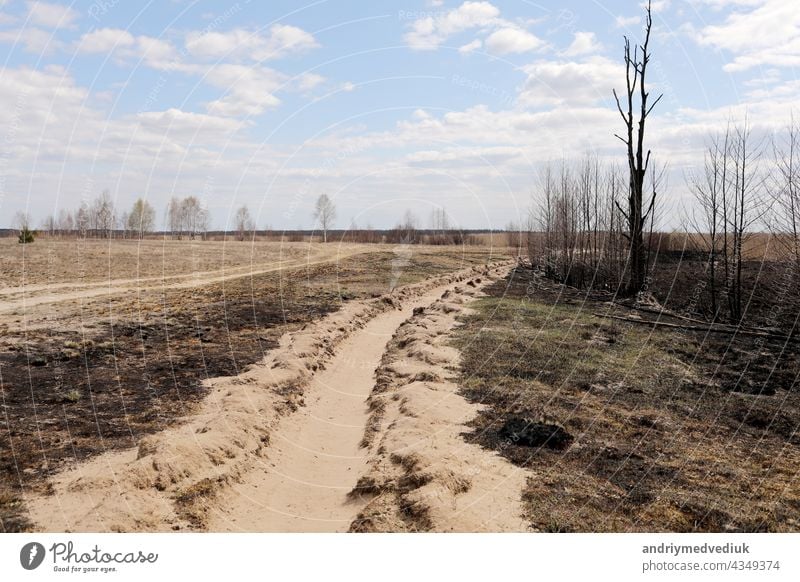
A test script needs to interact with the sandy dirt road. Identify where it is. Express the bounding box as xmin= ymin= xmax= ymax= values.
xmin=26 ymin=261 xmax=520 ymax=532
xmin=206 ymin=287 xmax=447 ymax=532
xmin=0 ymin=245 xmax=369 ymax=315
